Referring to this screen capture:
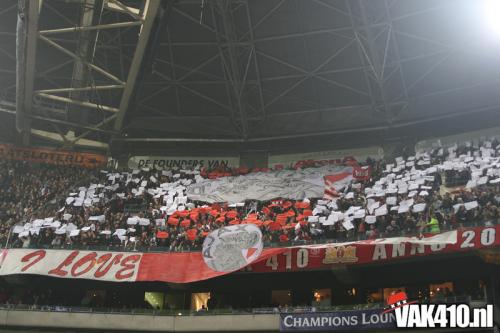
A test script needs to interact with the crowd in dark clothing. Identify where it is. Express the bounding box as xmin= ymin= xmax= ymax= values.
xmin=1 ymin=139 xmax=500 ymax=252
